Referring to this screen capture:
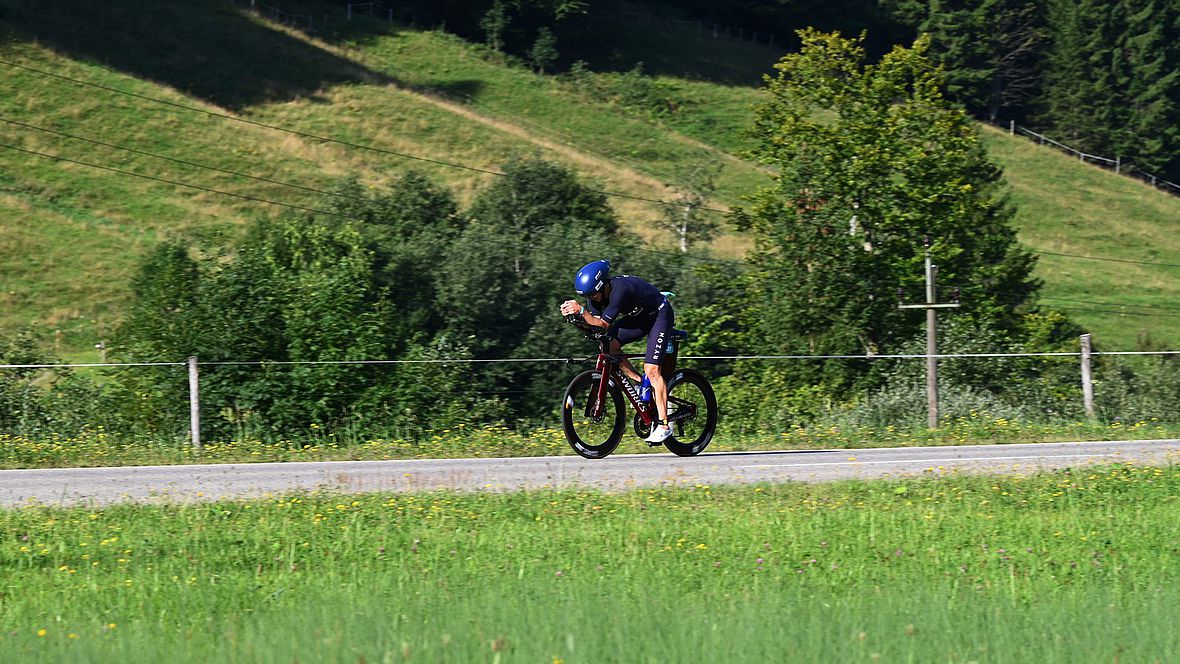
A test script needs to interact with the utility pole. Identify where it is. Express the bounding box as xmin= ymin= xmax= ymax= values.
xmin=898 ymin=239 xmax=961 ymax=428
